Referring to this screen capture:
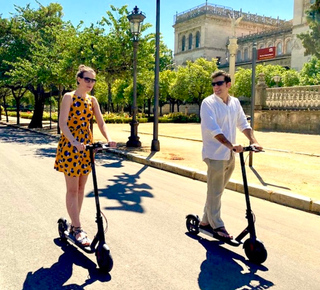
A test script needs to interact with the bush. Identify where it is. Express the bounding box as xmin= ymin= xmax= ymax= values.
xmin=103 ymin=112 xmax=148 ymax=123
xmin=159 ymin=112 xmax=200 ymax=123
